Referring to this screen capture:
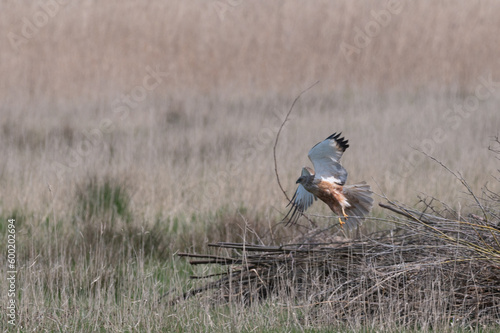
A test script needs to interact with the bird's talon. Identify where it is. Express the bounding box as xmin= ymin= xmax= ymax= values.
xmin=341 ymin=207 xmax=349 ymax=218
